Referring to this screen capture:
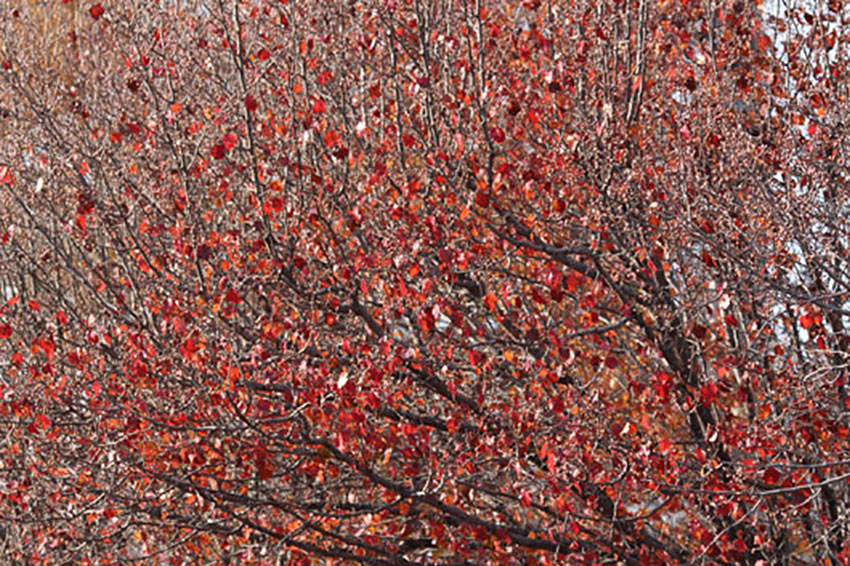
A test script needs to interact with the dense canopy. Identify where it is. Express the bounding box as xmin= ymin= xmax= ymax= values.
xmin=1 ymin=0 xmax=850 ymax=565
